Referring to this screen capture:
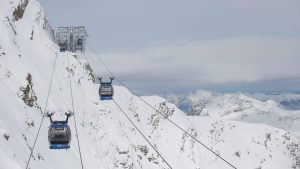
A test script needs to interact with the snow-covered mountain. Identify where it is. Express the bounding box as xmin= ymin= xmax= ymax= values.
xmin=248 ymin=93 xmax=300 ymax=110
xmin=0 ymin=0 xmax=299 ymax=169
xmin=161 ymin=90 xmax=300 ymax=138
